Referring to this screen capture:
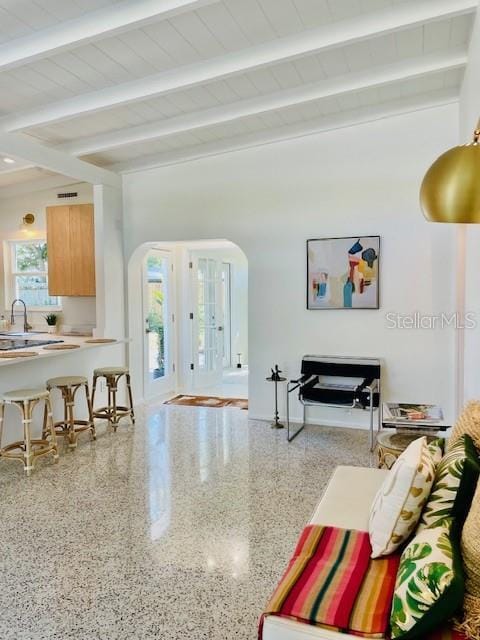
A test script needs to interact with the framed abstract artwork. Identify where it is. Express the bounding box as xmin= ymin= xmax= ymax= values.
xmin=307 ymin=236 xmax=380 ymax=309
